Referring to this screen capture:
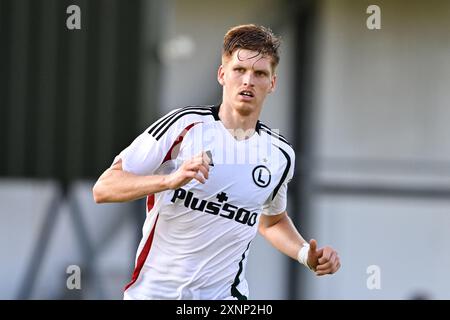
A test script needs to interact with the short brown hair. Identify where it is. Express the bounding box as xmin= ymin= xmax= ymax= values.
xmin=222 ymin=24 xmax=281 ymax=70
